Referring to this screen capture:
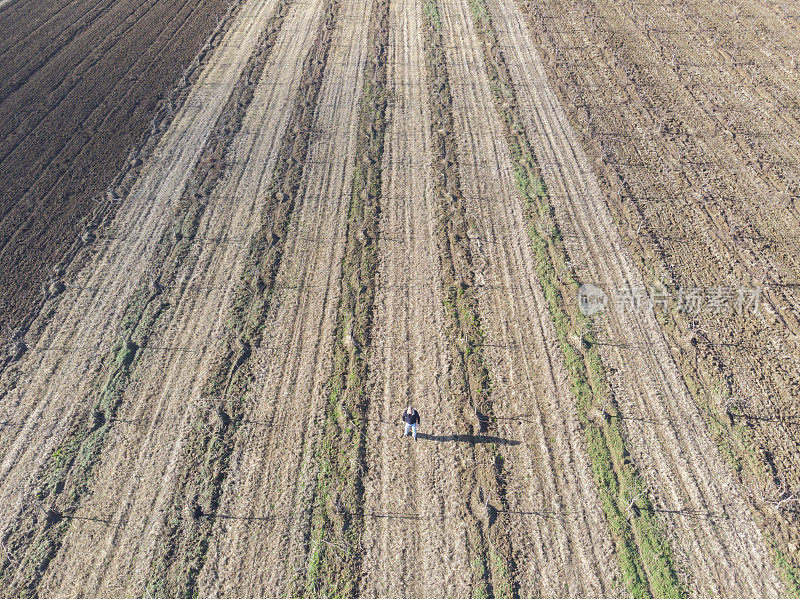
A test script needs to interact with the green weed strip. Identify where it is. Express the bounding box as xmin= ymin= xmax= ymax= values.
xmin=0 ymin=3 xmax=295 ymax=596
xmin=423 ymin=1 xmax=515 ymax=596
xmin=467 ymin=0 xmax=687 ymax=596
xmin=298 ymin=0 xmax=389 ymax=596
xmin=144 ymin=0 xmax=343 ymax=596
